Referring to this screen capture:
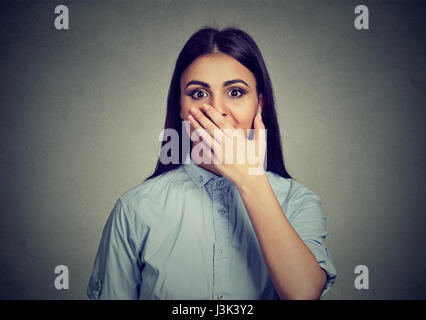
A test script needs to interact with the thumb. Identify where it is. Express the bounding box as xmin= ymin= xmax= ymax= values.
xmin=254 ymin=111 xmax=264 ymax=141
